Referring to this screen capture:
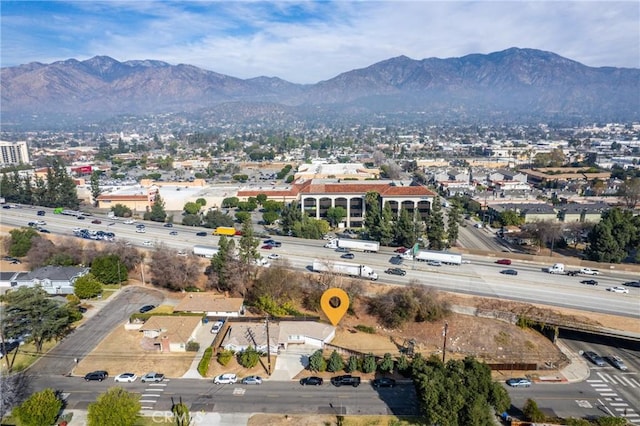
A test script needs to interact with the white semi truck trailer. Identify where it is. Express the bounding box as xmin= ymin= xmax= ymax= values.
xmin=312 ymin=259 xmax=379 ymax=280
